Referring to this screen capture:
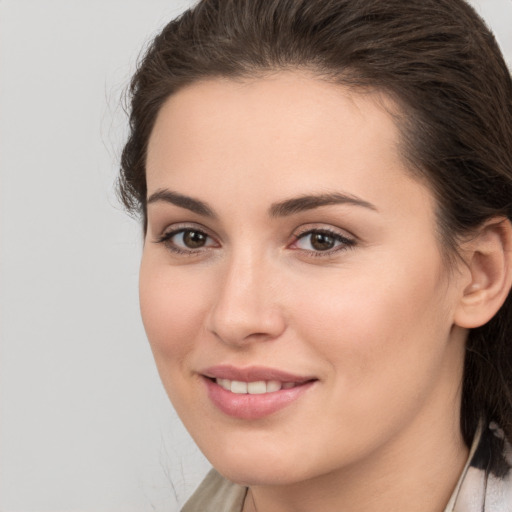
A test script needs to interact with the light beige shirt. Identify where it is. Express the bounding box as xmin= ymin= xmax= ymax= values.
xmin=182 ymin=423 xmax=512 ymax=512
